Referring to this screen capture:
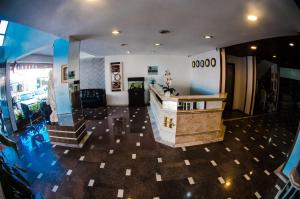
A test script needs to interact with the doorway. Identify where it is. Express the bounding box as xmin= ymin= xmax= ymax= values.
xmin=225 ymin=63 xmax=235 ymax=111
